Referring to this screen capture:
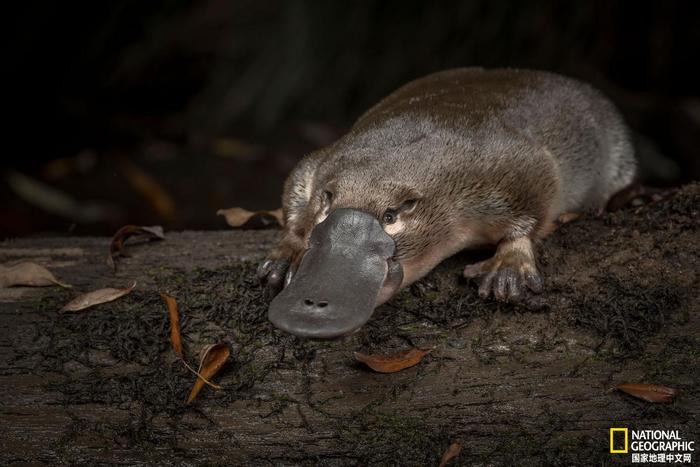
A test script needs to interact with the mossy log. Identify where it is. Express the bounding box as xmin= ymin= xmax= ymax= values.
xmin=1 ymin=185 xmax=698 ymax=466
